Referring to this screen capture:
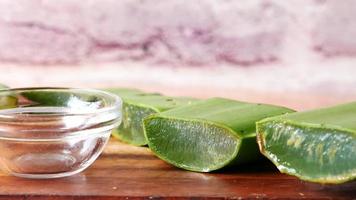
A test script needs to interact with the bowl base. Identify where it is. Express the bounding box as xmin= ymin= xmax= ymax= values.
xmin=10 ymin=166 xmax=88 ymax=179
